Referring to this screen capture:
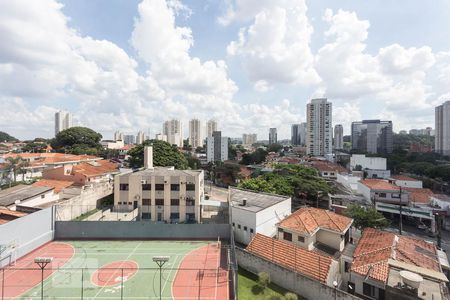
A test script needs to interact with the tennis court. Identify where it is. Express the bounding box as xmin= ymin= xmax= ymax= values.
xmin=0 ymin=240 xmax=229 ymax=299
